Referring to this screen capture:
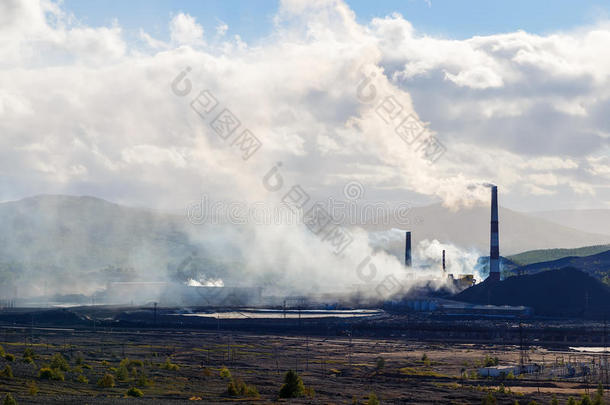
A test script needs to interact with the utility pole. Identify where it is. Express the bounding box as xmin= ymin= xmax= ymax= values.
xmin=153 ymin=302 xmax=158 ymax=326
